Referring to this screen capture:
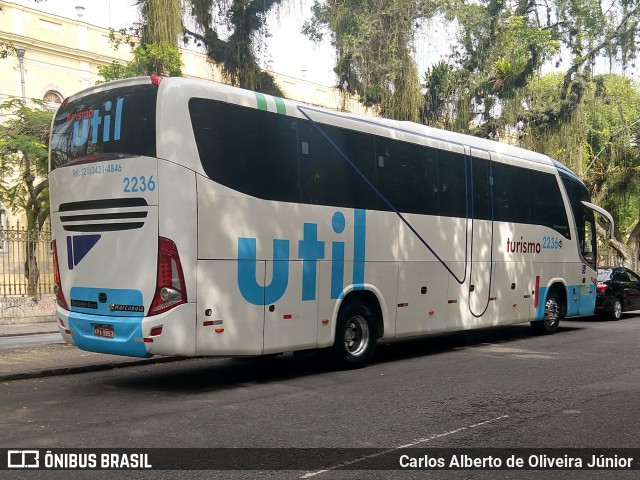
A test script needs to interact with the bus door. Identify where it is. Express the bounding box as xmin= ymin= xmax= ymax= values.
xmin=561 ymin=174 xmax=607 ymax=316
xmin=465 ymin=148 xmax=494 ymax=326
xmin=578 ymin=204 xmax=598 ymax=315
